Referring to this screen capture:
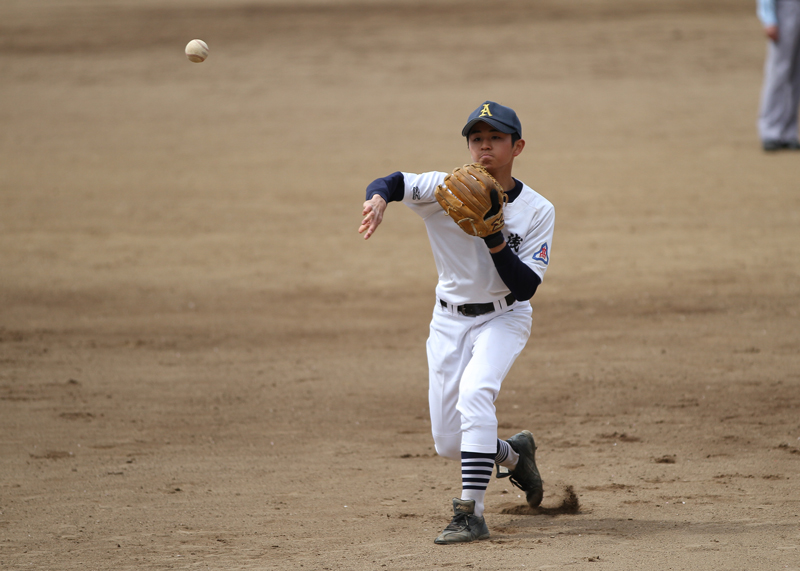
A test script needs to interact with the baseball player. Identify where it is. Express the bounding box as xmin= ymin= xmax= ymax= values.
xmin=757 ymin=0 xmax=800 ymax=150
xmin=358 ymin=101 xmax=555 ymax=544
